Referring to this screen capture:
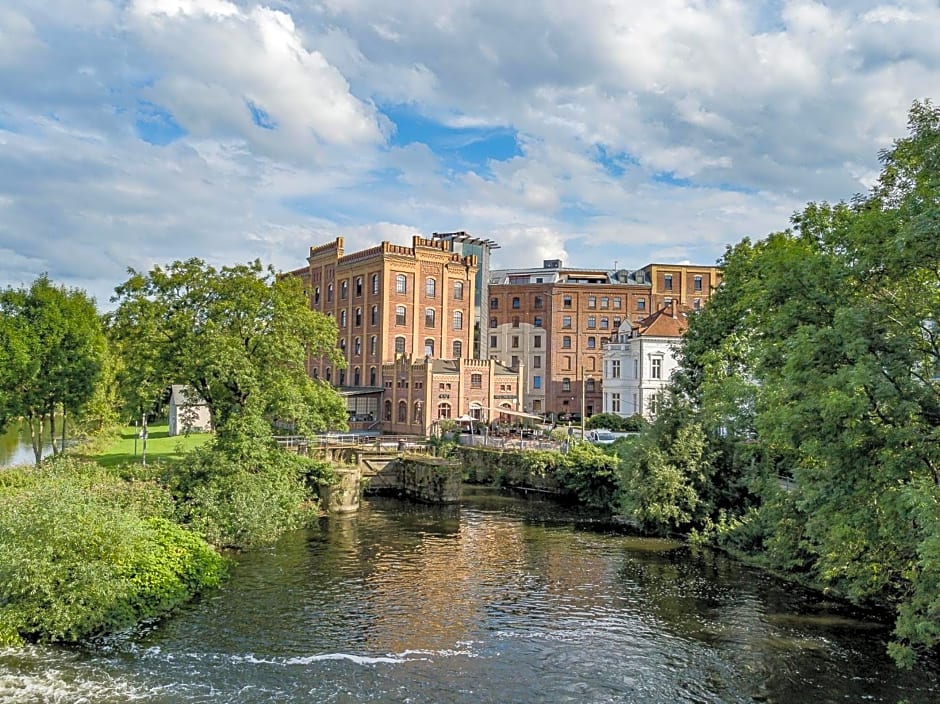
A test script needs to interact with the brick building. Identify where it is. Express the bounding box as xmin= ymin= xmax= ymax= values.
xmin=487 ymin=260 xmax=721 ymax=420
xmin=289 ymin=235 xmax=479 ymax=389
xmin=381 ymin=355 xmax=523 ymax=436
